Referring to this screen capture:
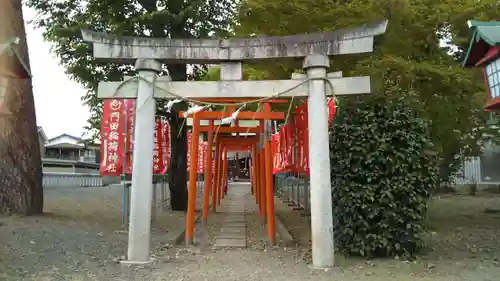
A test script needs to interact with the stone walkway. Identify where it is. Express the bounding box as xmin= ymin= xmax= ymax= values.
xmin=214 ymin=182 xmax=248 ymax=248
